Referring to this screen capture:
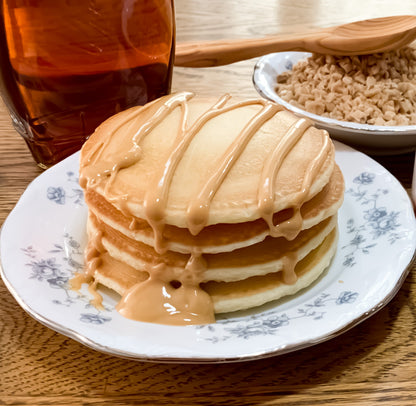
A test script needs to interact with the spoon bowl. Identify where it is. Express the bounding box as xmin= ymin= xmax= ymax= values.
xmin=175 ymin=15 xmax=416 ymax=67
